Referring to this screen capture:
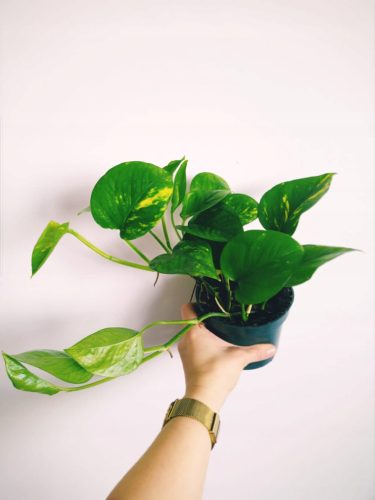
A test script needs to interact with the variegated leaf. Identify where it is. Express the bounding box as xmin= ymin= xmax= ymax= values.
xmin=31 ymin=221 xmax=70 ymax=276
xmin=90 ymin=162 xmax=173 ymax=240
xmin=258 ymin=173 xmax=336 ymax=235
